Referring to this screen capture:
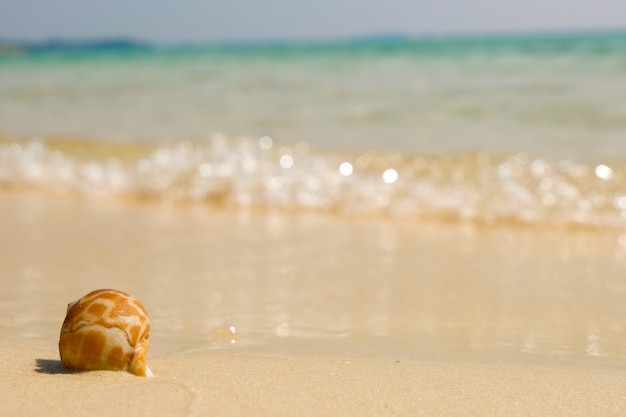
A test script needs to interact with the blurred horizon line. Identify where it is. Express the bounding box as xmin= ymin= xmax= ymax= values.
xmin=2 ymin=25 xmax=626 ymax=52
